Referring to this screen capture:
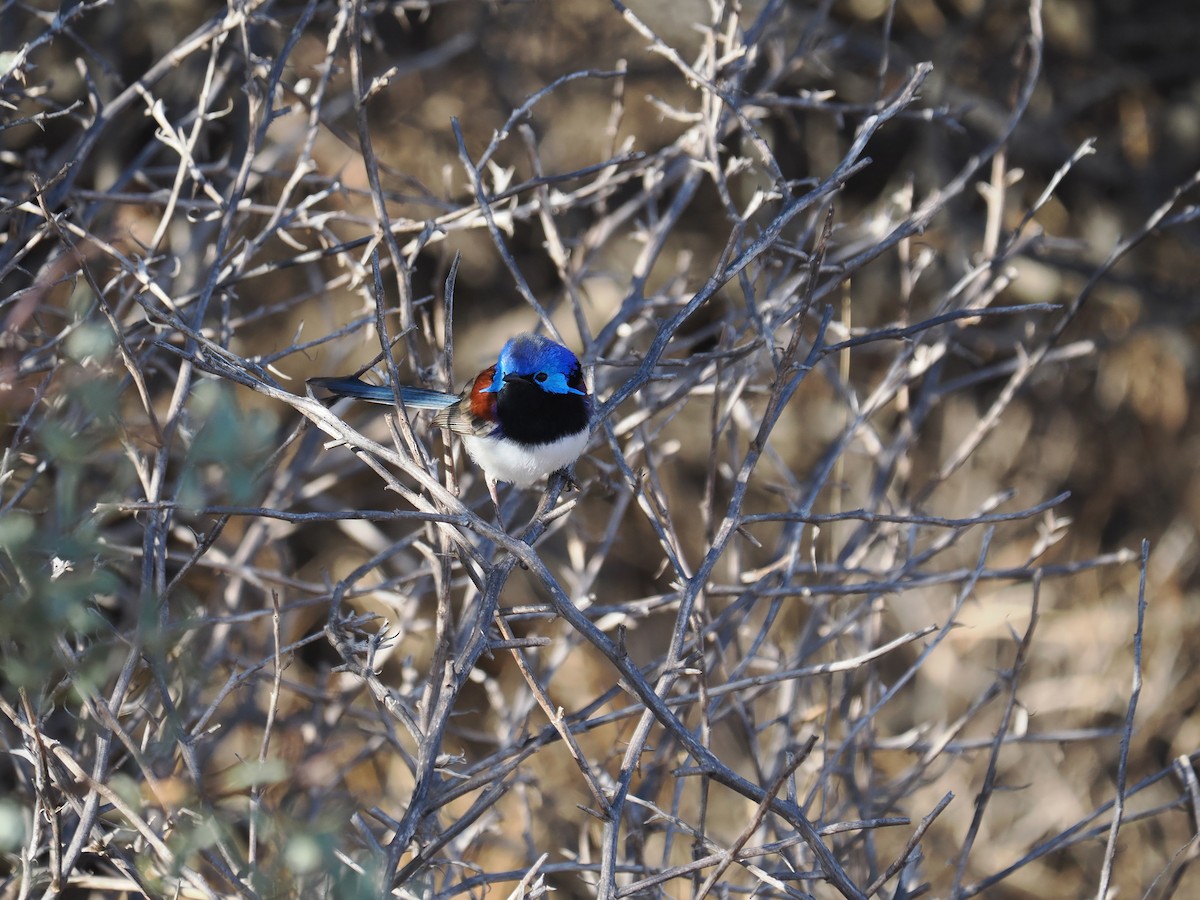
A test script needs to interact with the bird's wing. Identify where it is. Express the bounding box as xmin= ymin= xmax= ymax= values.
xmin=308 ymin=376 xmax=459 ymax=410
xmin=430 ymin=366 xmax=499 ymax=437
xmin=431 ymin=402 xmax=496 ymax=437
